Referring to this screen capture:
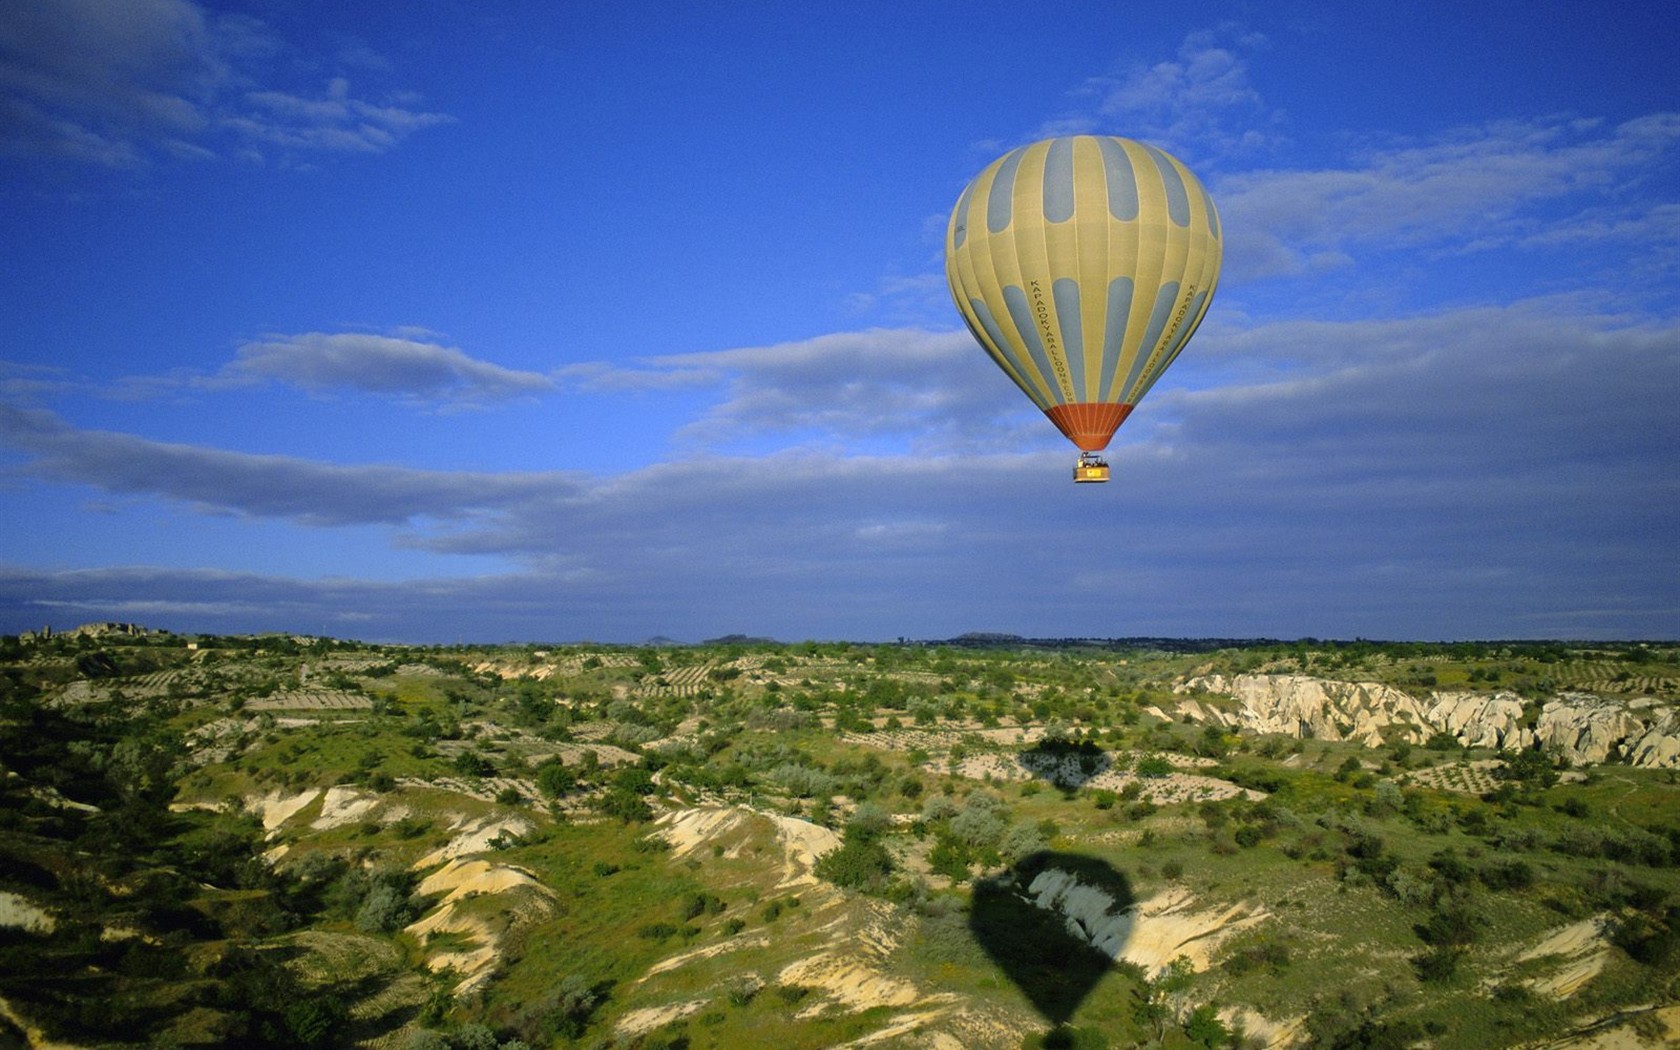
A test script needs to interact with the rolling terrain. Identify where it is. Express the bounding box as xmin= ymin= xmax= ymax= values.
xmin=2 ymin=629 xmax=1679 ymax=1049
